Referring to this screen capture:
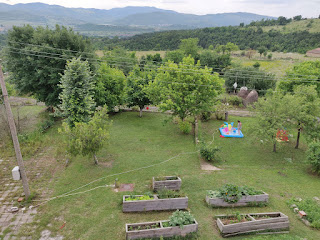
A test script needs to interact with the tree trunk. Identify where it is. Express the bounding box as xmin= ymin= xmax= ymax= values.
xmin=225 ymin=111 xmax=229 ymax=121
xmin=94 ymin=154 xmax=98 ymax=165
xmin=273 ymin=142 xmax=277 ymax=153
xmin=194 ymin=116 xmax=199 ymax=144
xmin=295 ymin=123 xmax=301 ymax=149
xmin=139 ymin=107 xmax=143 ymax=118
